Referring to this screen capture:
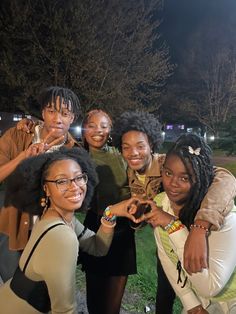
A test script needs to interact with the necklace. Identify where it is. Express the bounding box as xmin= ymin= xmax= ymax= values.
xmin=48 ymin=207 xmax=74 ymax=230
